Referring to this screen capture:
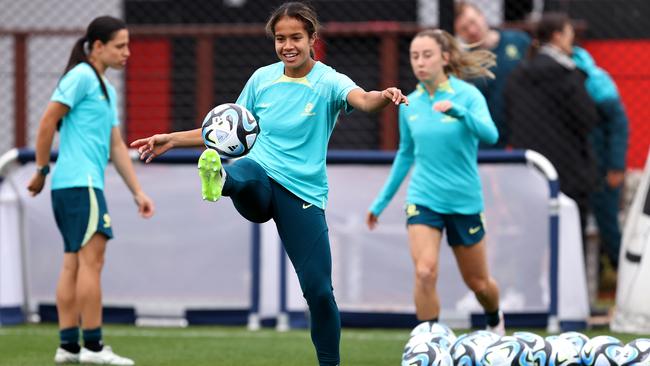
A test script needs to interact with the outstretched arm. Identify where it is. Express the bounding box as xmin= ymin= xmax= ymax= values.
xmin=130 ymin=128 xmax=203 ymax=163
xmin=346 ymin=87 xmax=409 ymax=113
xmin=111 ymin=127 xmax=154 ymax=218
